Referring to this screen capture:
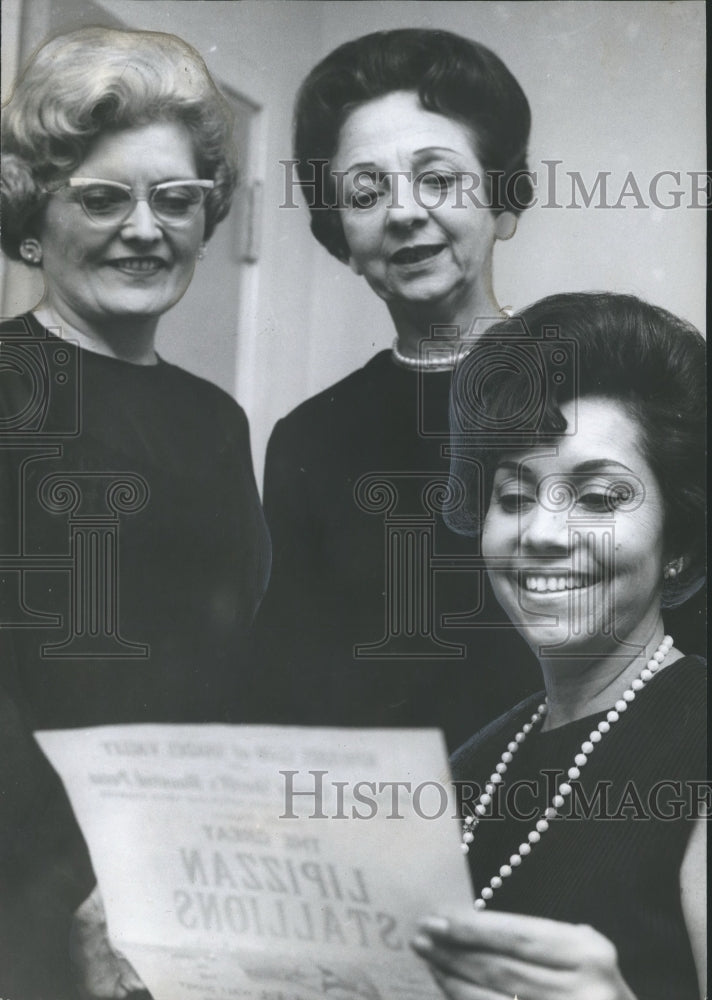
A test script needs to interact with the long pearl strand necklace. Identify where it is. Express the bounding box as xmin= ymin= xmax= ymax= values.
xmin=462 ymin=635 xmax=674 ymax=910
